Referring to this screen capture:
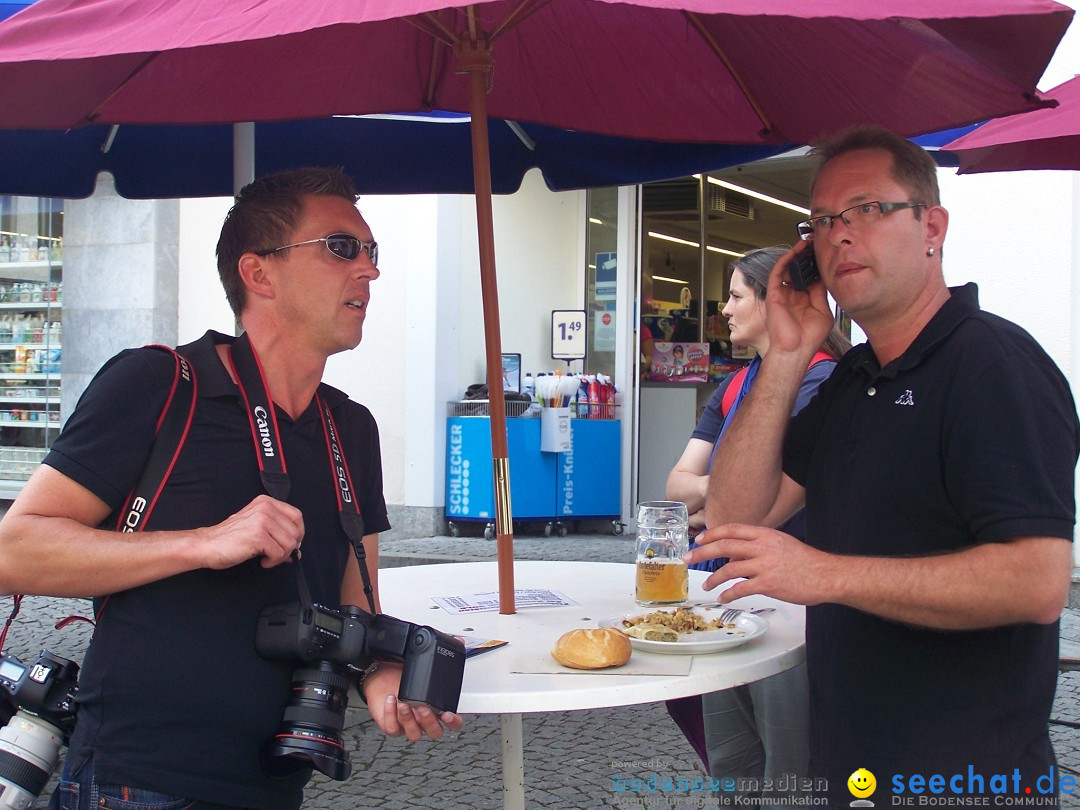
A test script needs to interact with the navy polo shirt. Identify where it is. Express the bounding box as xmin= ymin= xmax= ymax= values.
xmin=783 ymin=284 xmax=1079 ymax=801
